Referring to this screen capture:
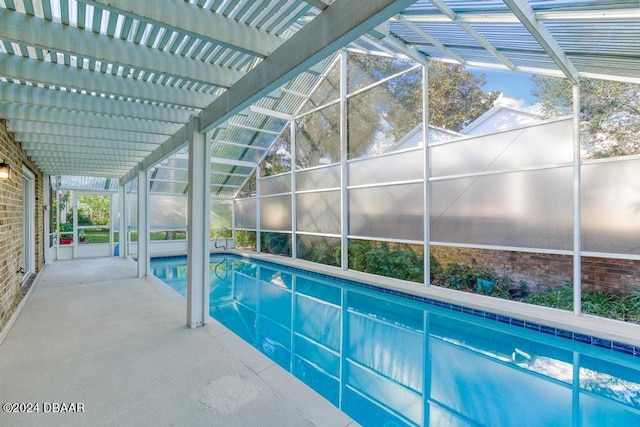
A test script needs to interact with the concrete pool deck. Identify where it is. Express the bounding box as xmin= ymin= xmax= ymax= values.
xmin=0 ymin=257 xmax=356 ymax=427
